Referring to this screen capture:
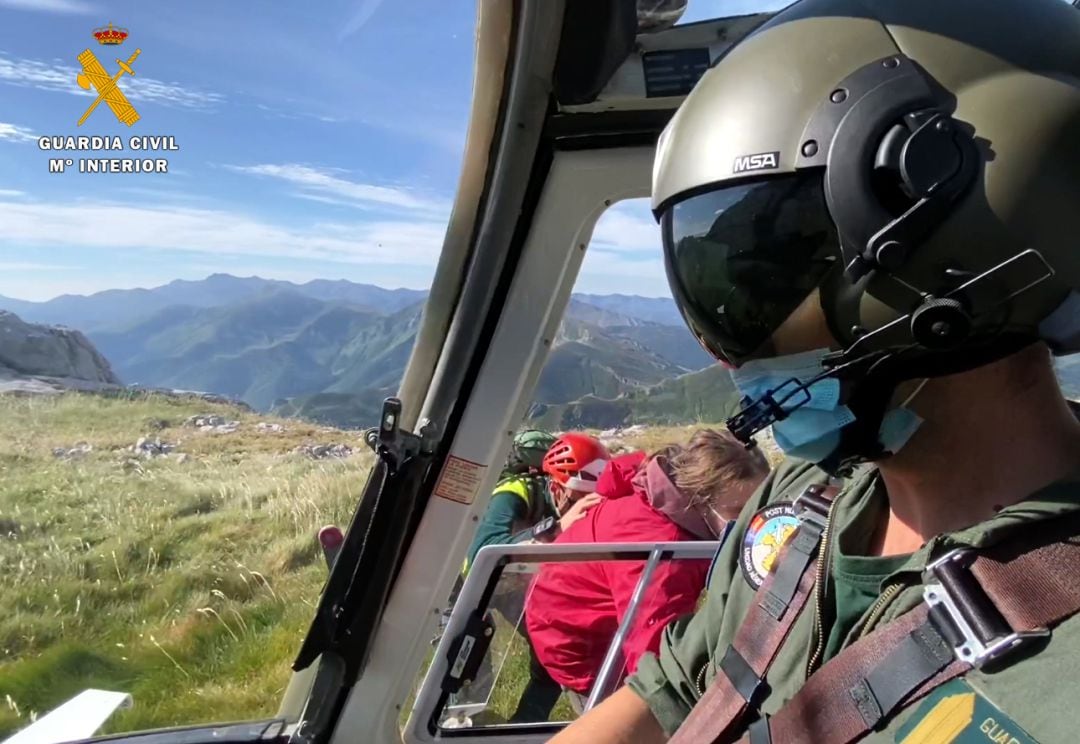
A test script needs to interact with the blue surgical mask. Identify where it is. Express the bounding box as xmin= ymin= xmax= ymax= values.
xmin=730 ymin=348 xmax=924 ymax=464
